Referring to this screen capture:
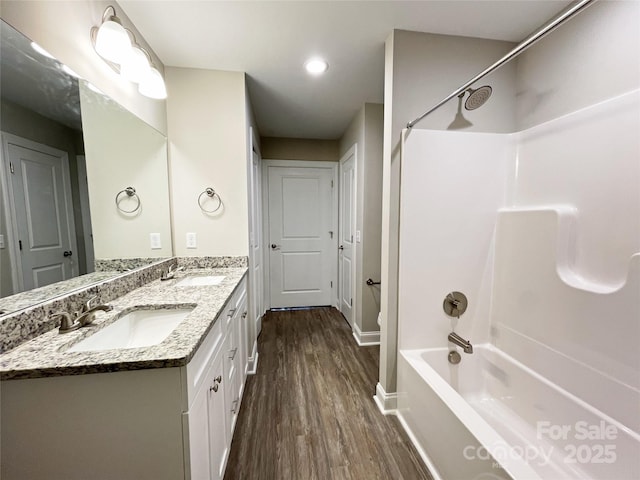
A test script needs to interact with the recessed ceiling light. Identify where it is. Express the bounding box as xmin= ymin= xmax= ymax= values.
xmin=304 ymin=58 xmax=328 ymax=75
xmin=30 ymin=41 xmax=55 ymax=59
